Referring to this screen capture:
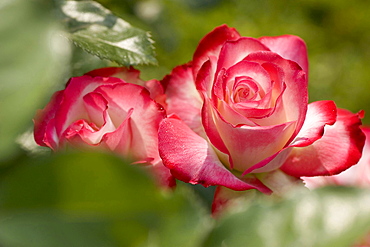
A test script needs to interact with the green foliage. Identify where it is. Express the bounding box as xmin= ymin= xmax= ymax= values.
xmin=60 ymin=1 xmax=157 ymax=66
xmin=204 ymin=187 xmax=370 ymax=247
xmin=0 ymin=0 xmax=67 ymax=161
xmin=1 ymin=155 xmax=370 ymax=247
xmin=0 ymin=152 xmax=210 ymax=247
